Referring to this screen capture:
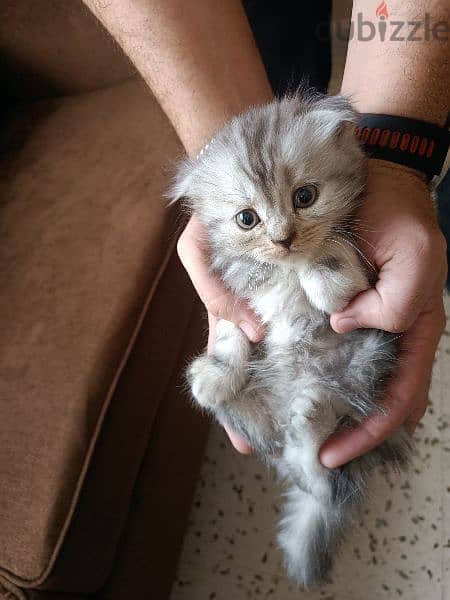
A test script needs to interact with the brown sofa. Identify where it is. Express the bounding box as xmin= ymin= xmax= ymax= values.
xmin=0 ymin=2 xmax=208 ymax=598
